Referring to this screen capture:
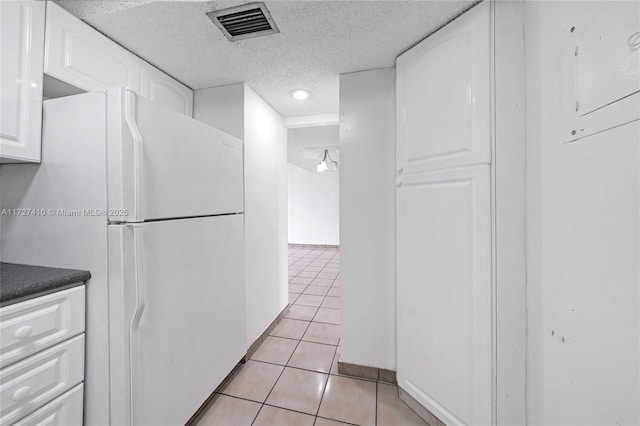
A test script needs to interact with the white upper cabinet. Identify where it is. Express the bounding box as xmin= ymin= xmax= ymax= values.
xmin=44 ymin=2 xmax=194 ymax=116
xmin=396 ymin=2 xmax=500 ymax=425
xmin=0 ymin=1 xmax=46 ymax=163
xmin=396 ymin=1 xmax=491 ymax=174
xmin=45 ymin=2 xmax=140 ymax=93
xmin=139 ymin=62 xmax=193 ymax=116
